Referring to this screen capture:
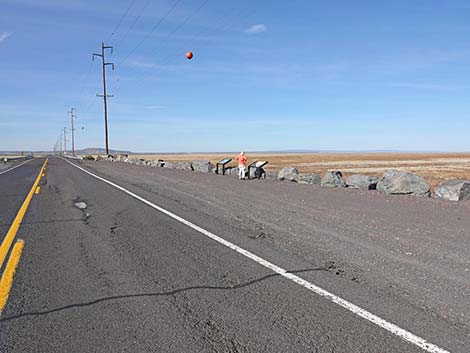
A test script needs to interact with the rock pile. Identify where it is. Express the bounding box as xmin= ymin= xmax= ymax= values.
xmin=82 ymin=155 xmax=470 ymax=202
